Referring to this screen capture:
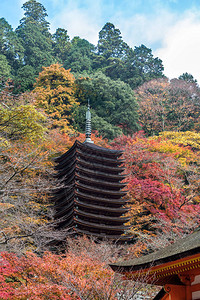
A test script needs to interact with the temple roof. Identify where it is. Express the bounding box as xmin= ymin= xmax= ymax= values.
xmin=73 ymin=199 xmax=128 ymax=213
xmin=55 ymin=140 xmax=123 ymax=163
xmin=110 ymin=229 xmax=200 ymax=272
